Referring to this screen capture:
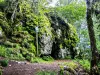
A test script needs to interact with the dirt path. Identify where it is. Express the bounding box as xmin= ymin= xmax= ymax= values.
xmin=1 ymin=57 xmax=89 ymax=75
xmin=2 ymin=60 xmax=72 ymax=75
